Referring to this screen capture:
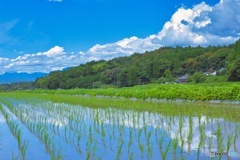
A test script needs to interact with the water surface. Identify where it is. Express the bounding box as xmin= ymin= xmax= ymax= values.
xmin=0 ymin=97 xmax=239 ymax=160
